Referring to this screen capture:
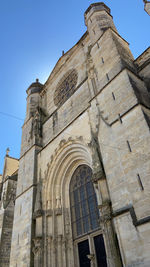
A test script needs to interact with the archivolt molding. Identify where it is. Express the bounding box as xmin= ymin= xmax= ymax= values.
xmin=45 ymin=137 xmax=92 ymax=210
